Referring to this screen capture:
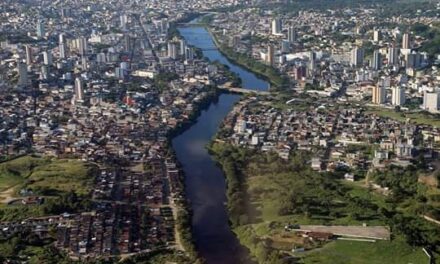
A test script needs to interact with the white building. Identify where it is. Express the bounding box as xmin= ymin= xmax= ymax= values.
xmin=388 ymin=47 xmax=399 ymax=66
xmin=391 ymin=86 xmax=405 ymax=106
xmin=423 ymin=92 xmax=440 ymax=112
xmin=43 ymin=51 xmax=52 ymax=65
xmin=74 ymin=77 xmax=84 ymax=102
xmin=350 ymin=47 xmax=364 ymax=67
xmin=36 ymin=20 xmax=45 ymax=38
xmin=271 ymin=18 xmax=282 ymax=35
xmin=402 ymin=33 xmax=410 ymax=49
